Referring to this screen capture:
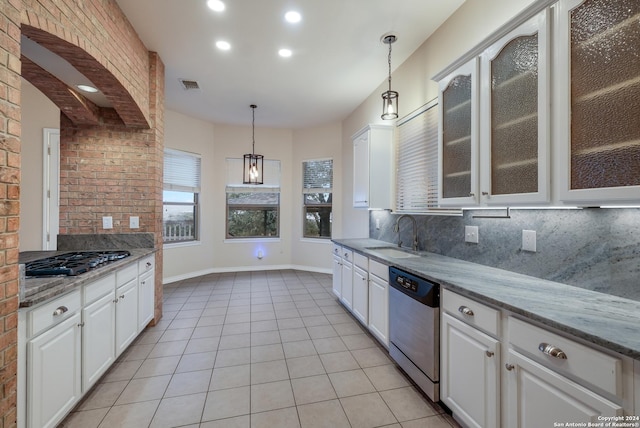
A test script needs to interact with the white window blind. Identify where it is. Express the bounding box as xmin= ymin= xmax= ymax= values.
xmin=395 ymin=100 xmax=440 ymax=212
xmin=303 ymin=159 xmax=333 ymax=194
xmin=164 ymin=148 xmax=201 ymax=193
